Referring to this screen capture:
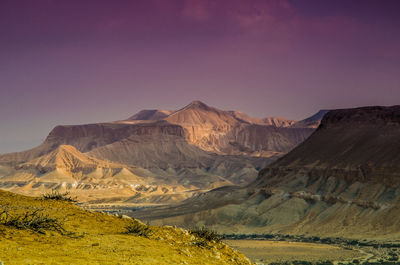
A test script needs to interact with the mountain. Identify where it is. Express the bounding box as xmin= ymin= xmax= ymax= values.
xmin=292 ymin=109 xmax=329 ymax=128
xmin=228 ymin=111 xmax=266 ymax=124
xmin=0 ymin=129 xmax=269 ymax=203
xmin=125 ymin=101 xmax=321 ymax=156
xmin=0 ymin=145 xmax=156 ymax=202
xmin=262 ymin=117 xmax=296 ymax=127
xmin=163 ymin=101 xmax=316 ymax=156
xmin=0 ymin=117 xmax=270 ymax=203
xmin=128 ymin=109 xmax=174 ymax=120
xmin=131 ymin=105 xmax=400 ymax=240
xmin=17 ymin=145 xmax=124 ymax=172
xmin=0 ymin=101 xmax=323 ymax=204
xmin=255 ymin=106 xmax=400 ymax=186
